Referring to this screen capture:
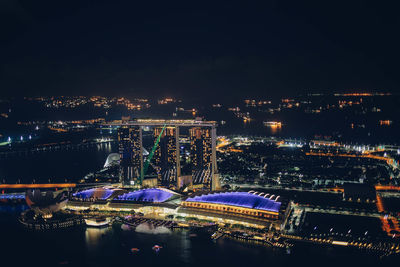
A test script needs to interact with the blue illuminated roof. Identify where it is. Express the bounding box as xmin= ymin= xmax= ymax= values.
xmin=0 ymin=193 xmax=25 ymax=200
xmin=115 ymin=188 xmax=174 ymax=203
xmin=185 ymin=192 xmax=281 ymax=212
xmin=73 ymin=188 xmax=117 ymax=200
